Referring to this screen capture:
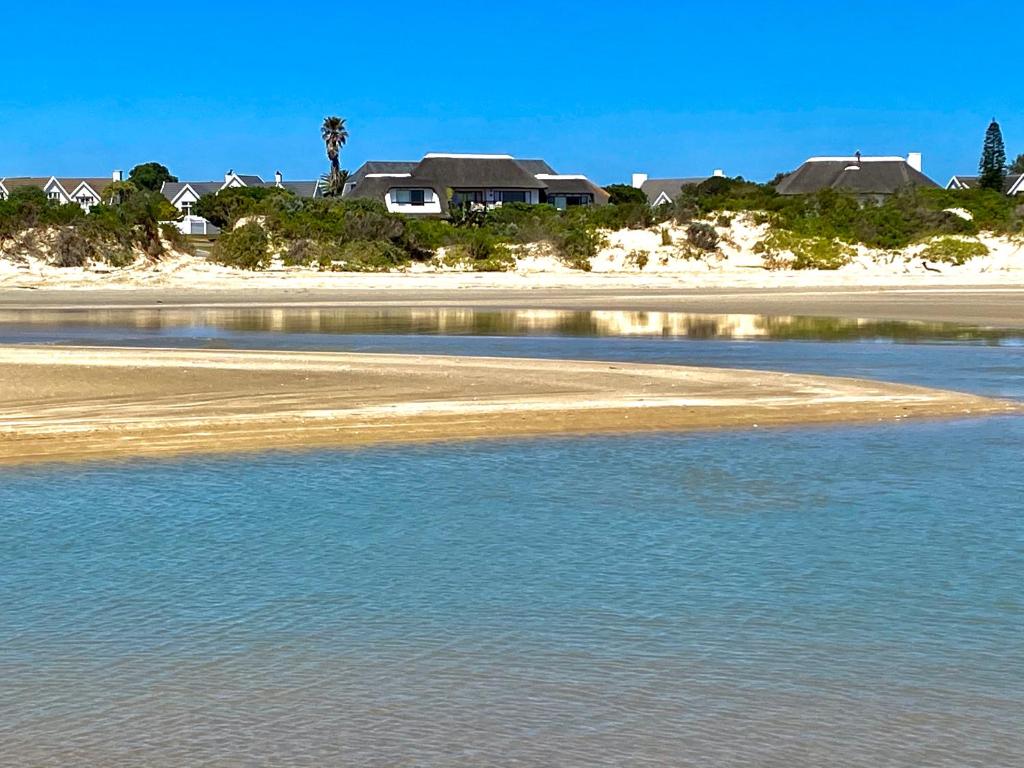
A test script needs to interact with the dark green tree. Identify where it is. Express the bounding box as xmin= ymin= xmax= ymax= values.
xmin=320 ymin=116 xmax=349 ymax=197
xmin=603 ymin=184 xmax=648 ymax=205
xmin=978 ymin=119 xmax=1007 ymax=192
xmin=1009 ymin=153 xmax=1024 ymax=175
xmin=128 ymin=162 xmax=178 ymax=192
